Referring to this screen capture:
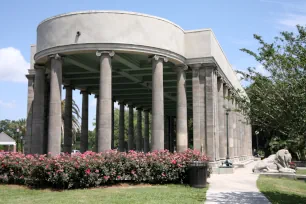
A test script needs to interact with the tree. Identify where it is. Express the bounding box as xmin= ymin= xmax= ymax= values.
xmin=61 ymin=99 xmax=81 ymax=145
xmin=0 ymin=119 xmax=26 ymax=152
xmin=235 ymin=25 xmax=306 ymax=160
